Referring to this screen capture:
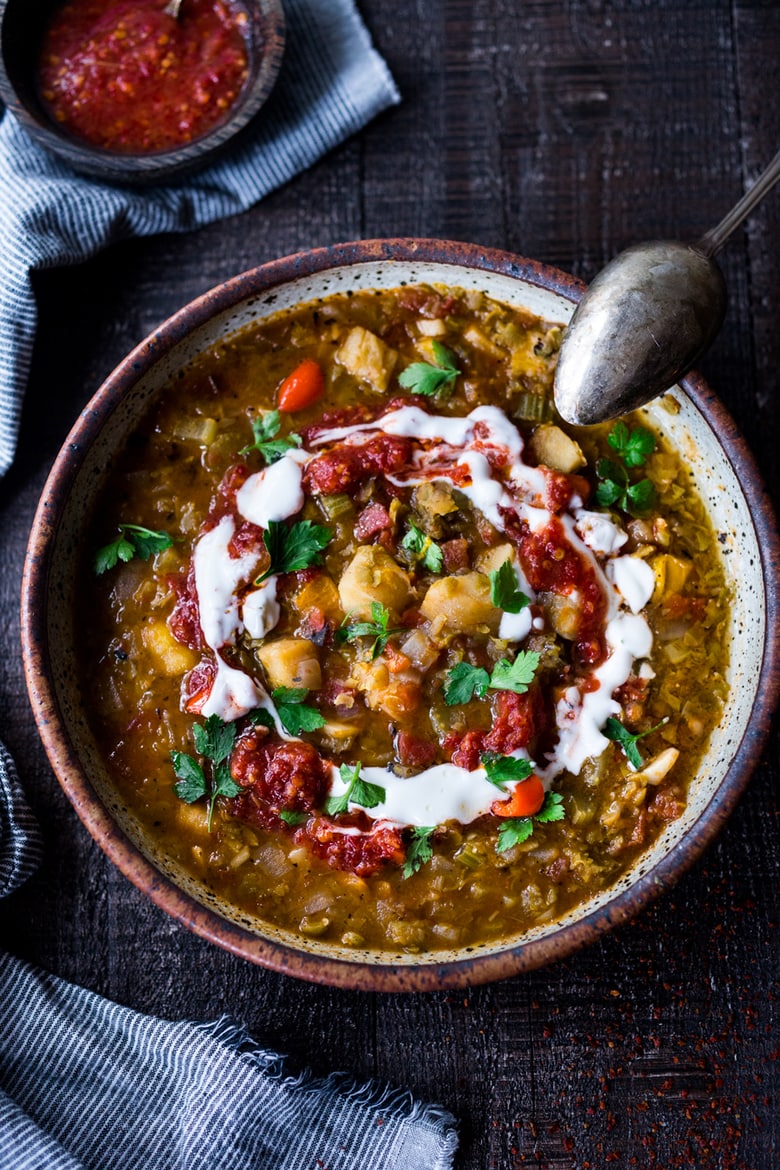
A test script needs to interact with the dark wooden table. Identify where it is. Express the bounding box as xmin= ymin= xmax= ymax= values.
xmin=1 ymin=2 xmax=778 ymax=1167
